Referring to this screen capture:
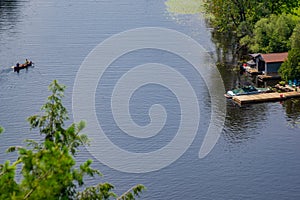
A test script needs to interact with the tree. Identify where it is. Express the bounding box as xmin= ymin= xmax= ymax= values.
xmin=262 ymin=0 xmax=300 ymax=15
xmin=249 ymin=14 xmax=296 ymax=53
xmin=279 ymin=49 xmax=300 ymax=81
xmin=204 ymin=0 xmax=300 ymax=59
xmin=279 ymin=24 xmax=300 ymax=81
xmin=290 ymin=23 xmax=300 ymax=50
xmin=205 ymin=0 xmax=300 ymax=34
xmin=204 ymin=0 xmax=253 ymax=33
xmin=0 ymin=80 xmax=145 ymax=200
